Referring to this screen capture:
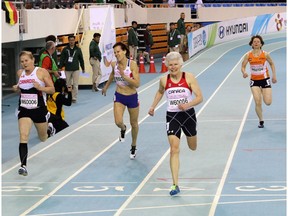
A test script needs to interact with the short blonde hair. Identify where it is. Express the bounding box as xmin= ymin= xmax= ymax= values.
xmin=165 ymin=52 xmax=183 ymax=67
xmin=19 ymin=51 xmax=34 ymax=60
